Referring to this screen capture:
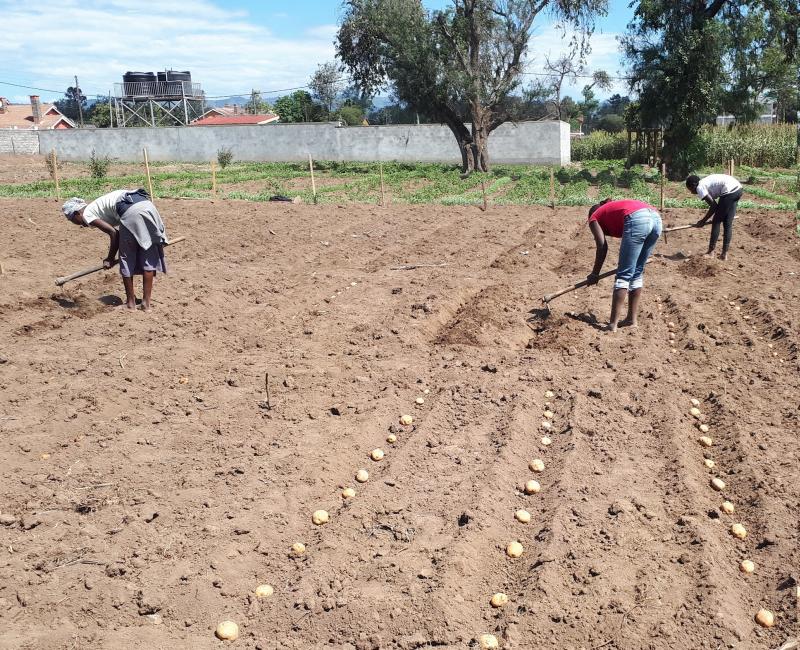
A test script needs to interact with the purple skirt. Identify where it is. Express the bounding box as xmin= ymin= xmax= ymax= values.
xmin=118 ymin=226 xmax=167 ymax=277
